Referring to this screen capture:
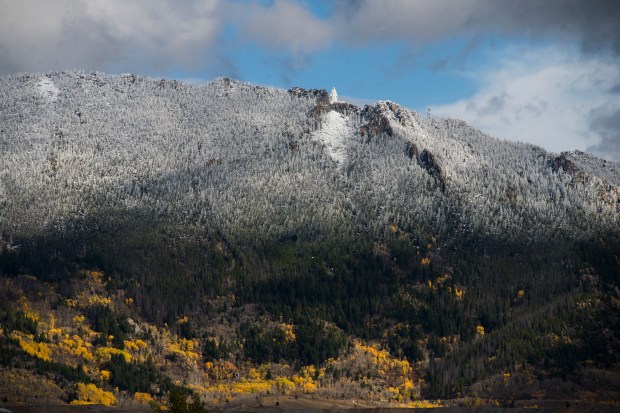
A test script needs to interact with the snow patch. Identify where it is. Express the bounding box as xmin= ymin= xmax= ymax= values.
xmin=312 ymin=110 xmax=353 ymax=167
xmin=36 ymin=78 xmax=59 ymax=102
